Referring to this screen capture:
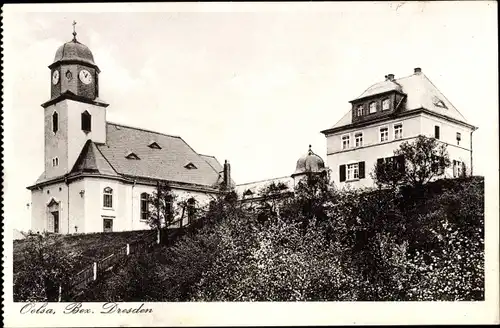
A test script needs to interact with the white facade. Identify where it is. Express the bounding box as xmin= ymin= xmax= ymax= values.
xmin=30 ymin=177 xmax=217 ymax=234
xmin=325 ymin=112 xmax=474 ymax=189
